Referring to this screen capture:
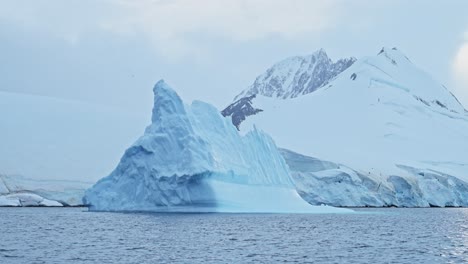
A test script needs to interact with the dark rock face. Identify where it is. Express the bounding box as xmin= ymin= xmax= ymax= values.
xmin=221 ymin=94 xmax=262 ymax=130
